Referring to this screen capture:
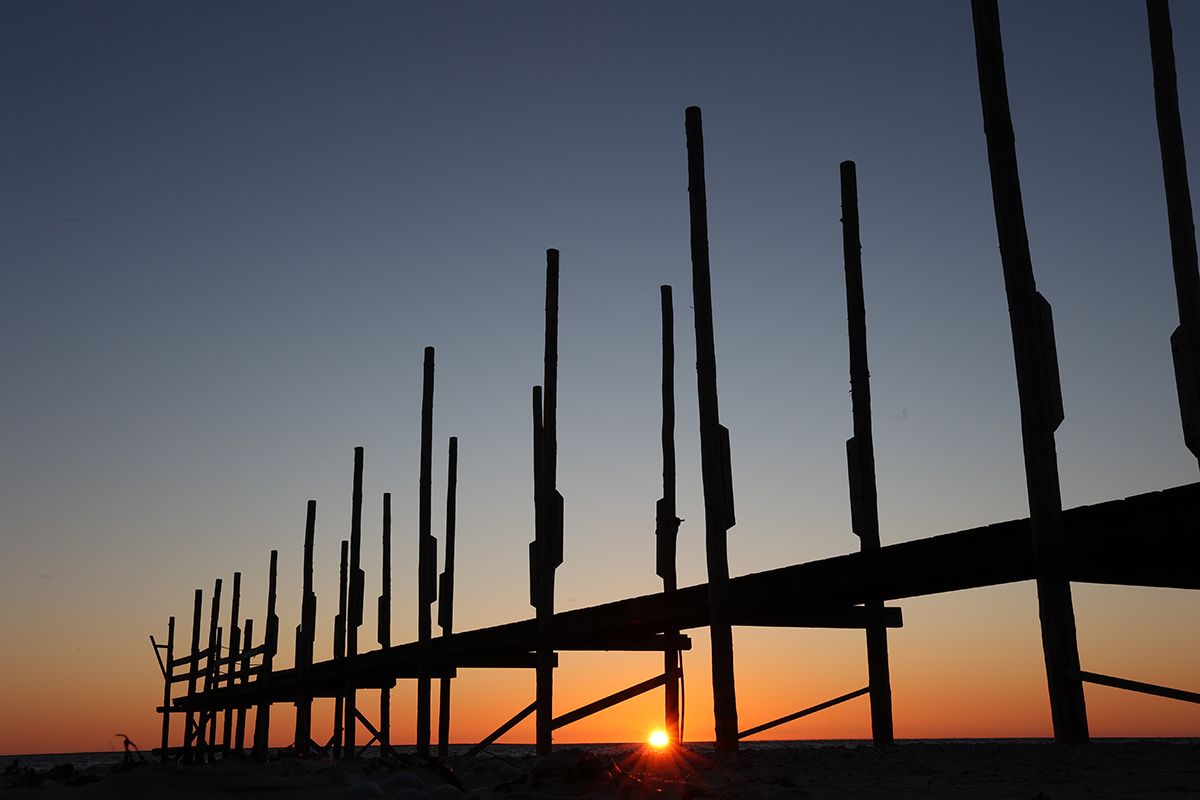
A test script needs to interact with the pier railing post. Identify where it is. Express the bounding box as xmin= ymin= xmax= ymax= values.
xmin=684 ymin=105 xmax=740 ymax=752
xmin=332 ymin=540 xmax=348 ymax=759
xmin=160 ymin=615 xmax=175 ymax=762
xmin=203 ymin=578 xmax=223 ymax=762
xmin=839 ymin=160 xmax=895 ymax=746
xmin=971 ymin=0 xmax=1088 ymax=743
